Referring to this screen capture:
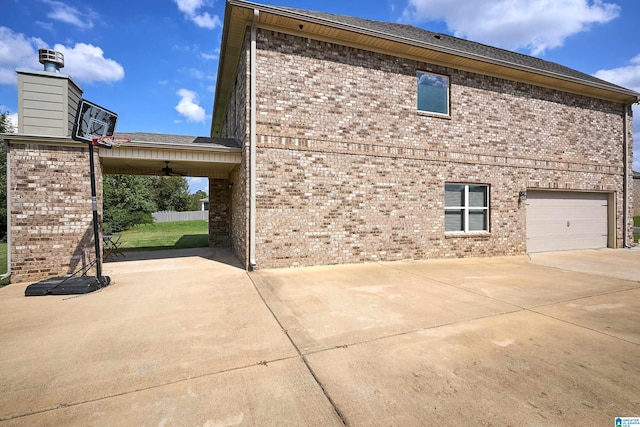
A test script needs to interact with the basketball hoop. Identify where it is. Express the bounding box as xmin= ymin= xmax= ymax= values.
xmin=92 ymin=135 xmax=130 ymax=149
